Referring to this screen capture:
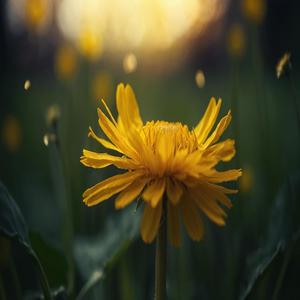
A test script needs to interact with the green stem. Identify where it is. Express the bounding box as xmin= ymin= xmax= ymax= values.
xmin=9 ymin=259 xmax=22 ymax=300
xmin=288 ymin=73 xmax=300 ymax=135
xmin=31 ymin=252 xmax=53 ymax=300
xmin=0 ymin=273 xmax=7 ymax=300
xmin=154 ymin=203 xmax=167 ymax=300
